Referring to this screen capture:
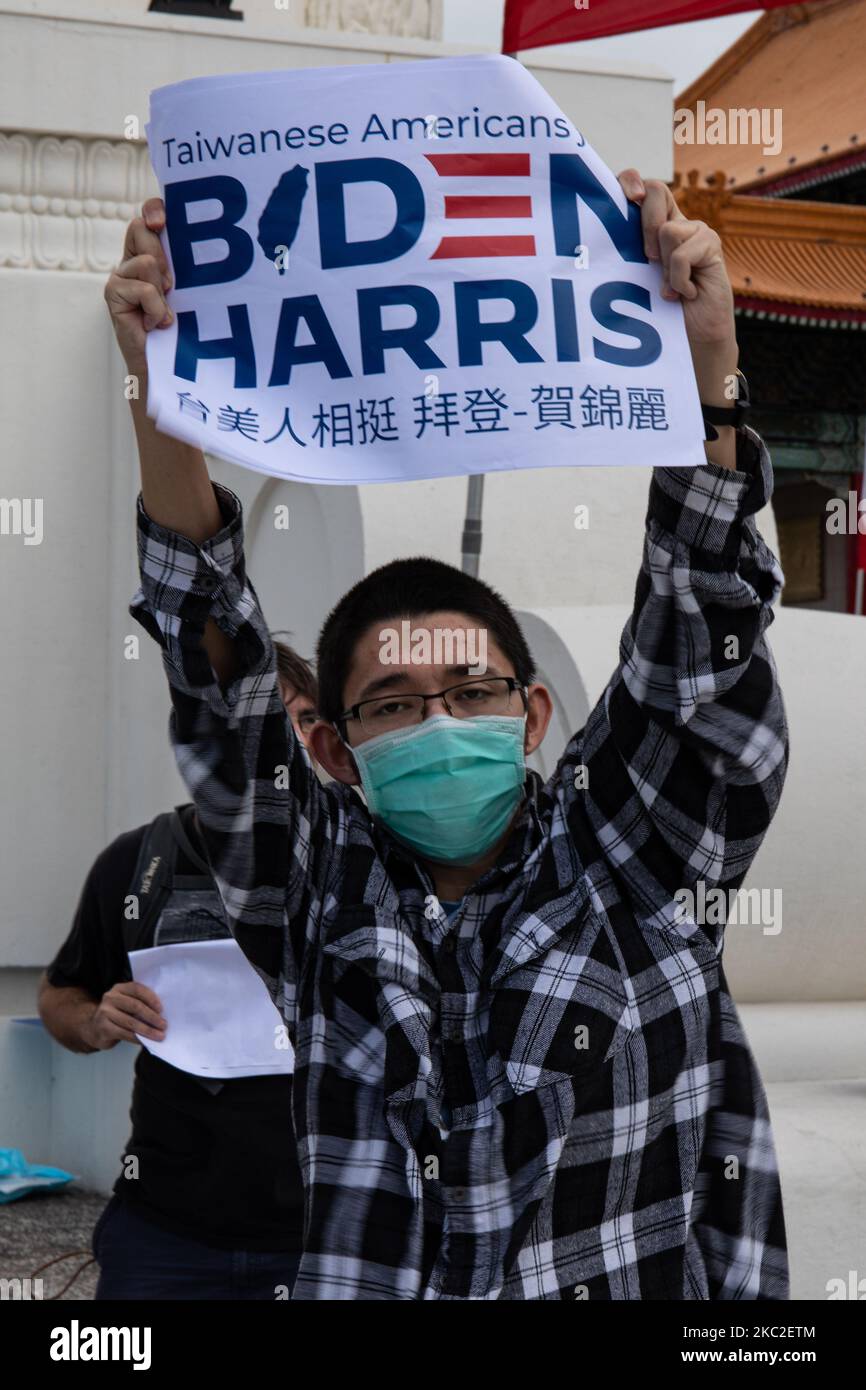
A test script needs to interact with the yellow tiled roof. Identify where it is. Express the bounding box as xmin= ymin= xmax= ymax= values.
xmin=674 ymin=0 xmax=866 ymax=193
xmin=671 ymin=174 xmax=866 ymax=314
